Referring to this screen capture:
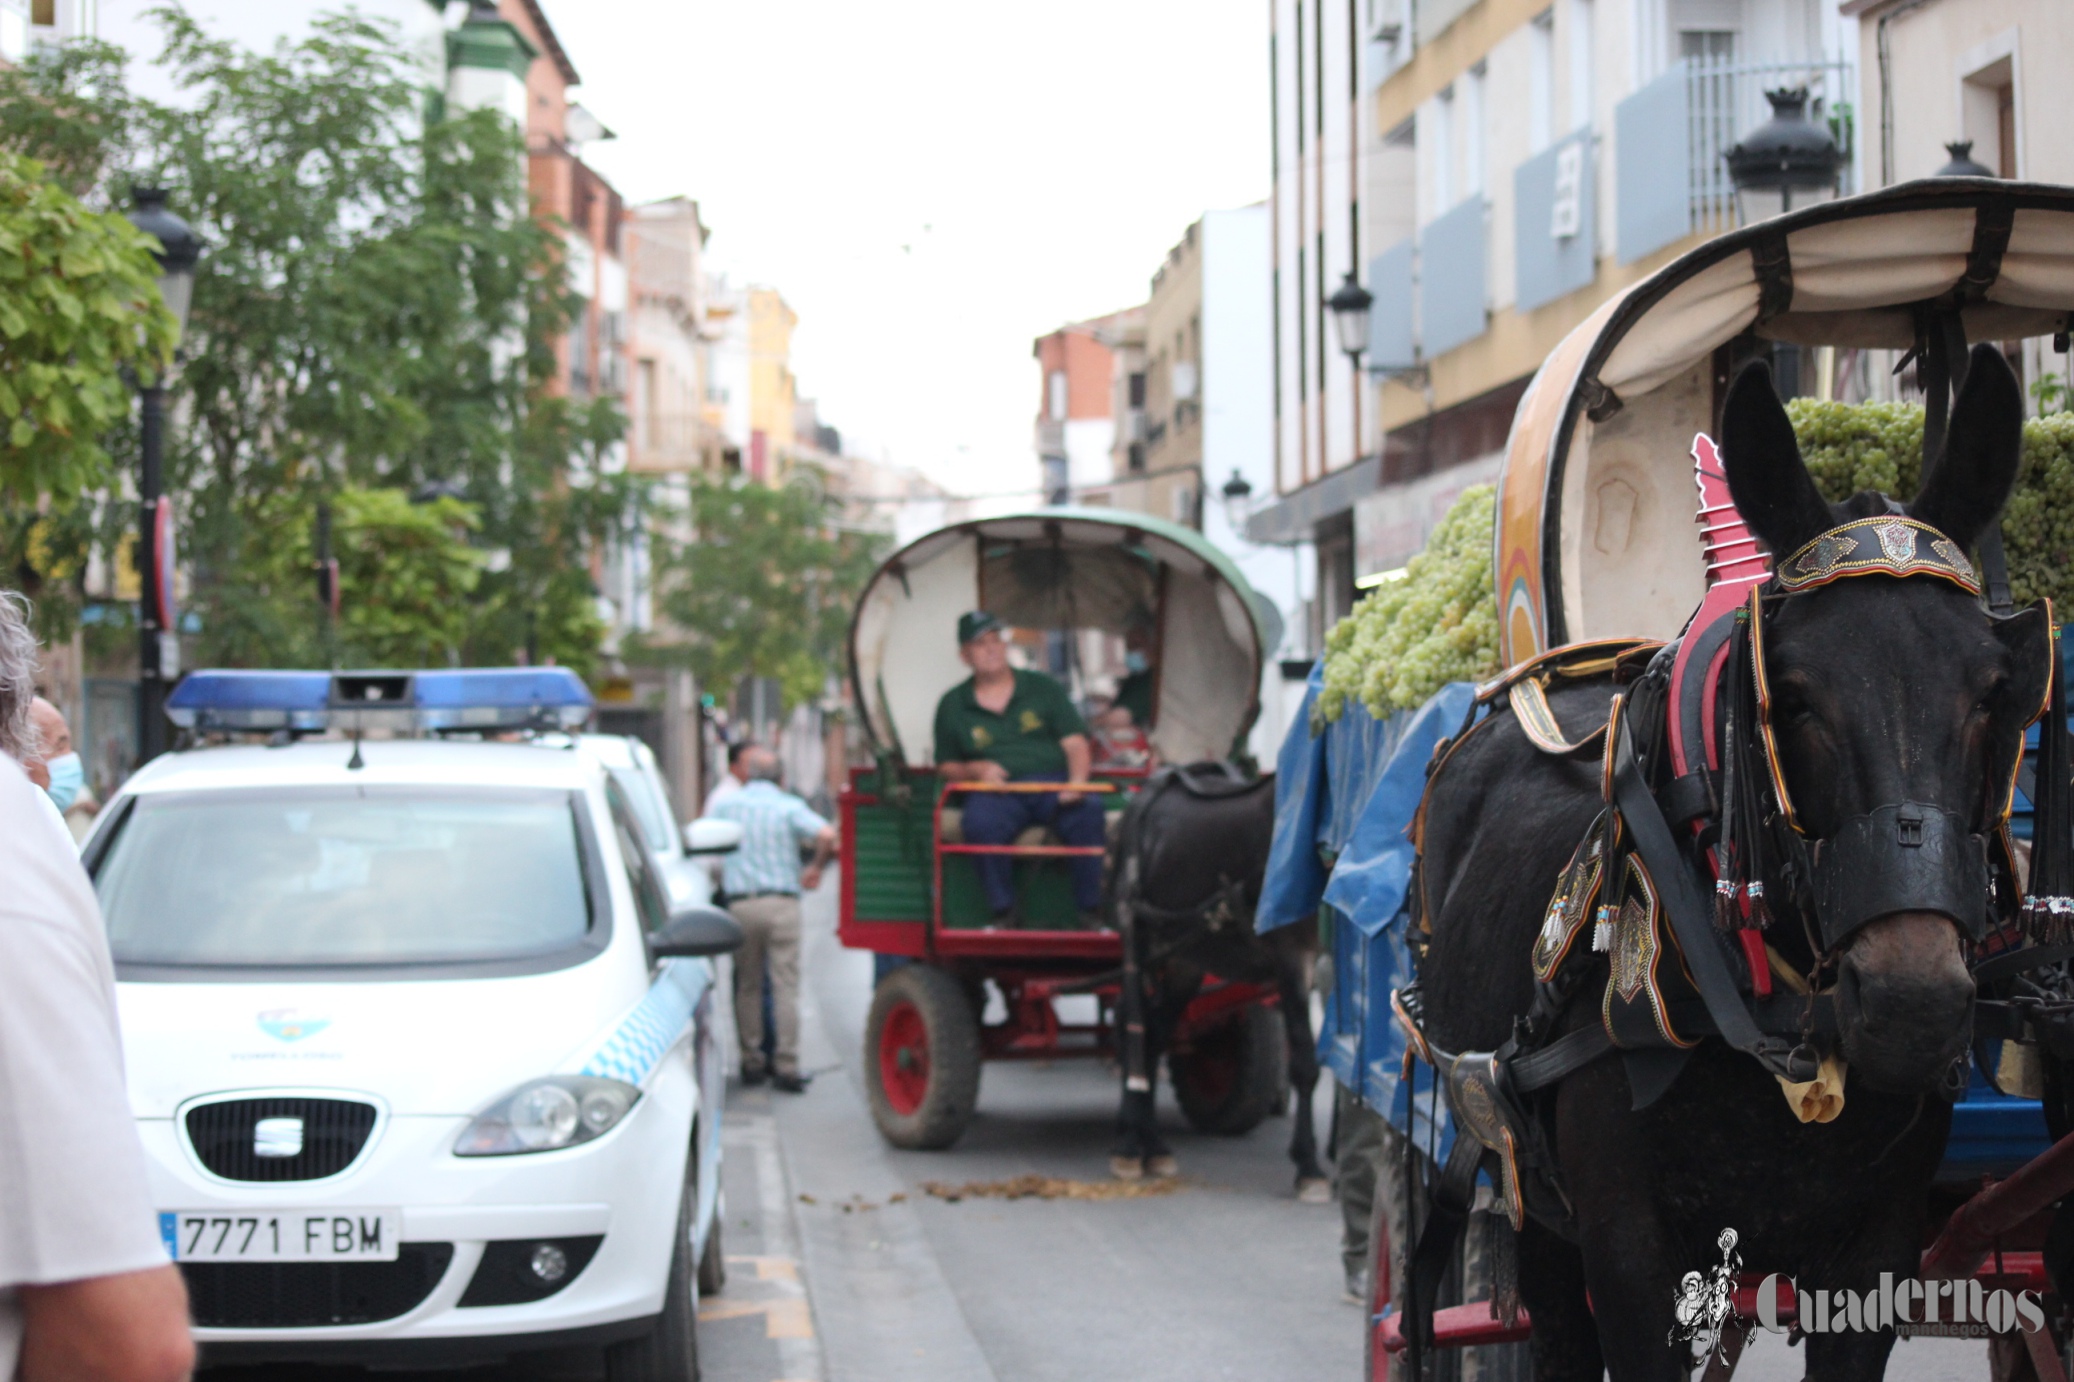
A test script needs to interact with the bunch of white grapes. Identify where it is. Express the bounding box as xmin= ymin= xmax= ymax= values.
xmin=1788 ymin=399 xmax=2074 ymax=611
xmin=1316 ymin=484 xmax=1500 ymax=726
